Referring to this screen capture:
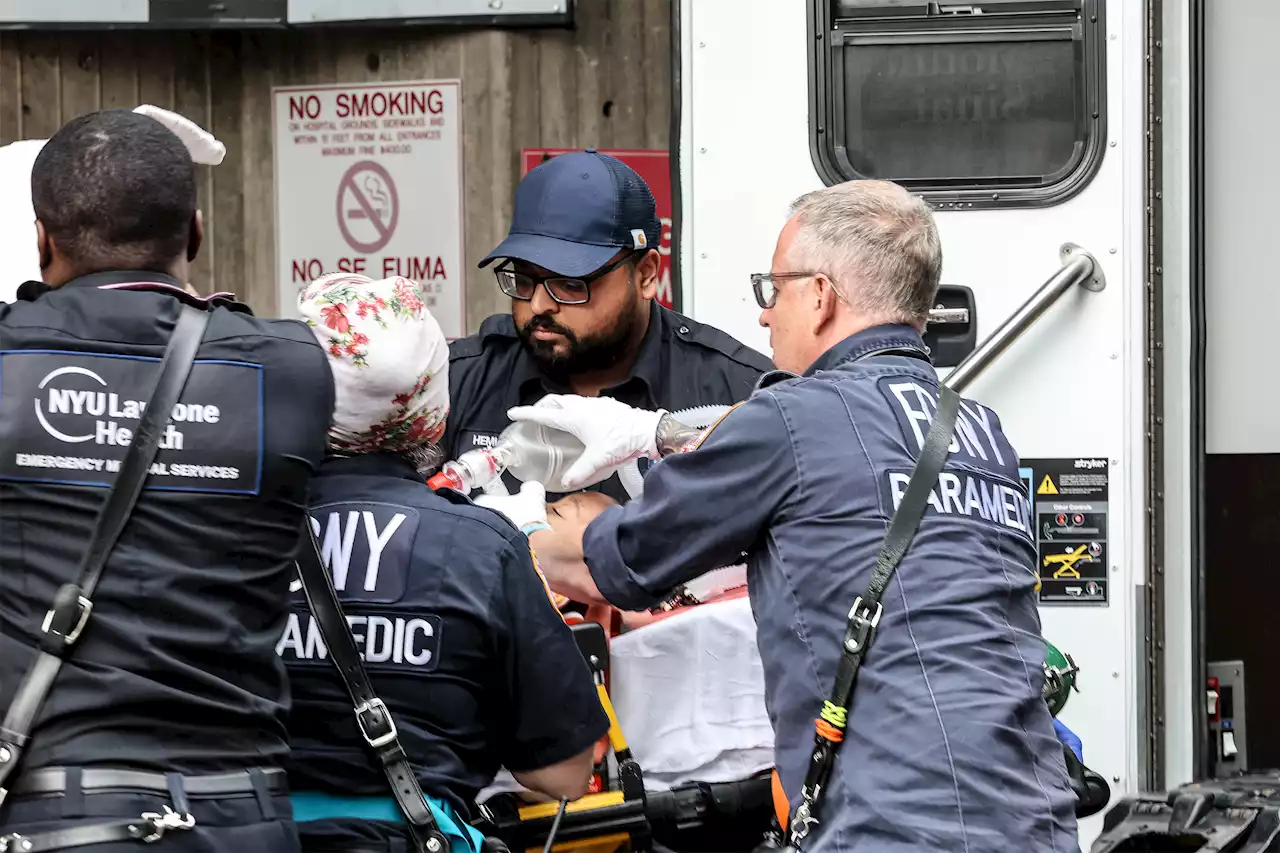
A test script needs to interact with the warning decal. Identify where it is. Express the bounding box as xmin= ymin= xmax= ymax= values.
xmin=1019 ymin=457 xmax=1109 ymax=606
